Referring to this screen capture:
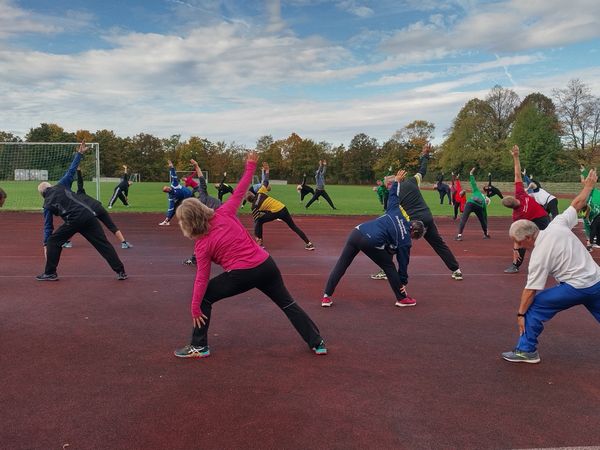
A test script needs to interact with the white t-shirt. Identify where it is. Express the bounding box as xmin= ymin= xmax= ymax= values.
xmin=526 ymin=206 xmax=600 ymax=290
xmin=530 ymin=188 xmax=556 ymax=207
